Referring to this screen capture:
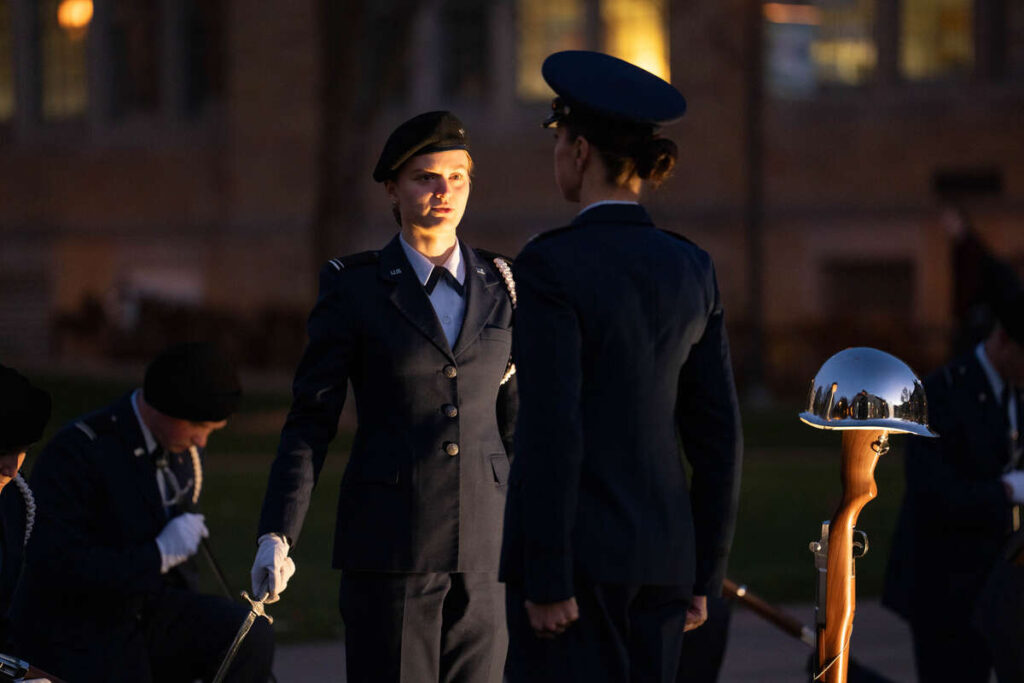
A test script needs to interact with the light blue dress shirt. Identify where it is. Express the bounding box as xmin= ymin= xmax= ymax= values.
xmin=399 ymin=235 xmax=467 ymax=348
